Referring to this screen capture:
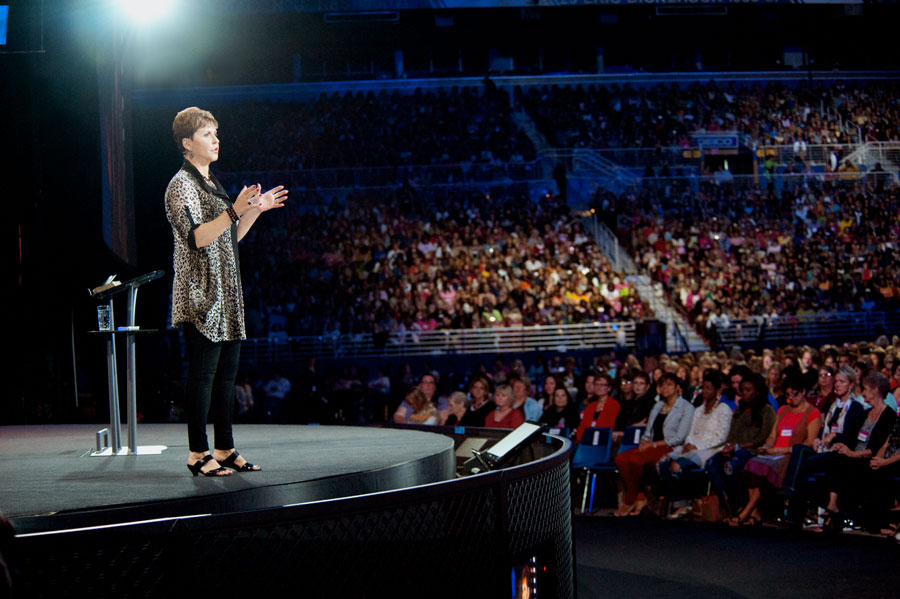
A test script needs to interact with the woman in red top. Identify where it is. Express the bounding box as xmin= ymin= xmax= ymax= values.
xmin=485 ymin=384 xmax=526 ymax=429
xmin=728 ymin=368 xmax=822 ymax=526
xmin=574 ymin=374 xmax=621 ymax=442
